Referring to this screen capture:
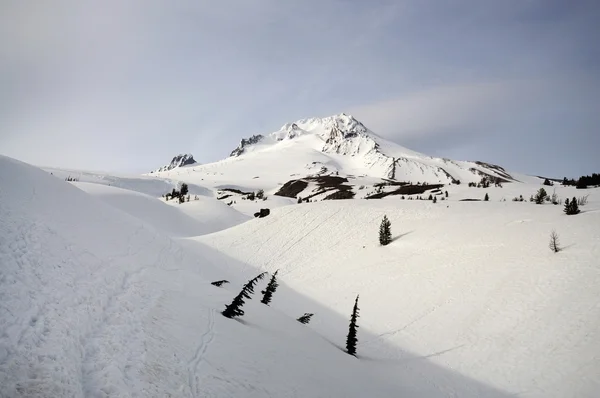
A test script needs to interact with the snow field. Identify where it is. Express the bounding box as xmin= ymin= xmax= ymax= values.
xmin=197 ymin=188 xmax=600 ymax=397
